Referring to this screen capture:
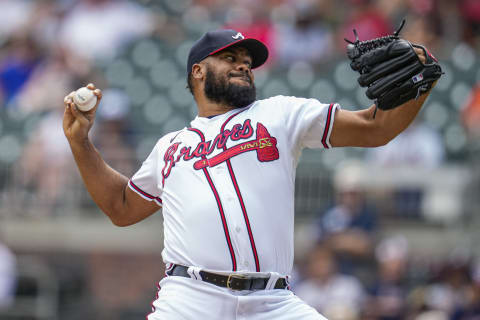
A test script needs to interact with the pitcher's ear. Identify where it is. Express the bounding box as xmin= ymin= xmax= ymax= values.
xmin=192 ymin=63 xmax=204 ymax=80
